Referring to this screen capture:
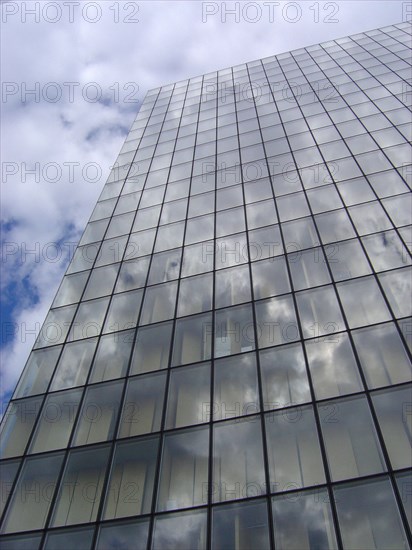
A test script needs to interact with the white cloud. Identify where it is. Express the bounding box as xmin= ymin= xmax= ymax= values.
xmin=0 ymin=0 xmax=407 ymax=404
